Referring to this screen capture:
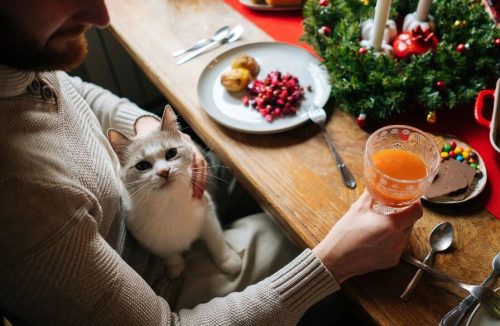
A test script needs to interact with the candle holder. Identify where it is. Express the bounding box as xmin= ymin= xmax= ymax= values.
xmin=360 ymin=39 xmax=393 ymax=54
xmin=403 ymin=12 xmax=435 ymax=32
xmin=360 ymin=19 xmax=396 ymax=54
xmin=361 ymin=19 xmax=398 ymax=43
